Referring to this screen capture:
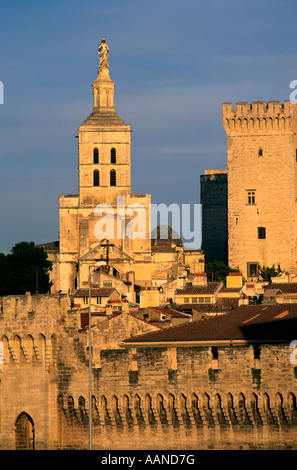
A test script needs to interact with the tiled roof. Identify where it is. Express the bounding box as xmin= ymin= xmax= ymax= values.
xmin=149 ymin=307 xmax=191 ymax=318
xmin=83 ymin=109 xmax=128 ymax=127
xmin=175 ymin=282 xmax=221 ymax=296
xmin=264 ymin=288 xmax=283 ymax=297
xmin=122 ymin=304 xmax=297 ymax=344
xmin=74 ymin=288 xmax=116 ymax=297
xmin=129 ymin=312 xmax=165 ymax=329
xmin=266 ymin=283 xmax=297 ymax=294
xmin=173 ymin=297 xmax=239 ymax=314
